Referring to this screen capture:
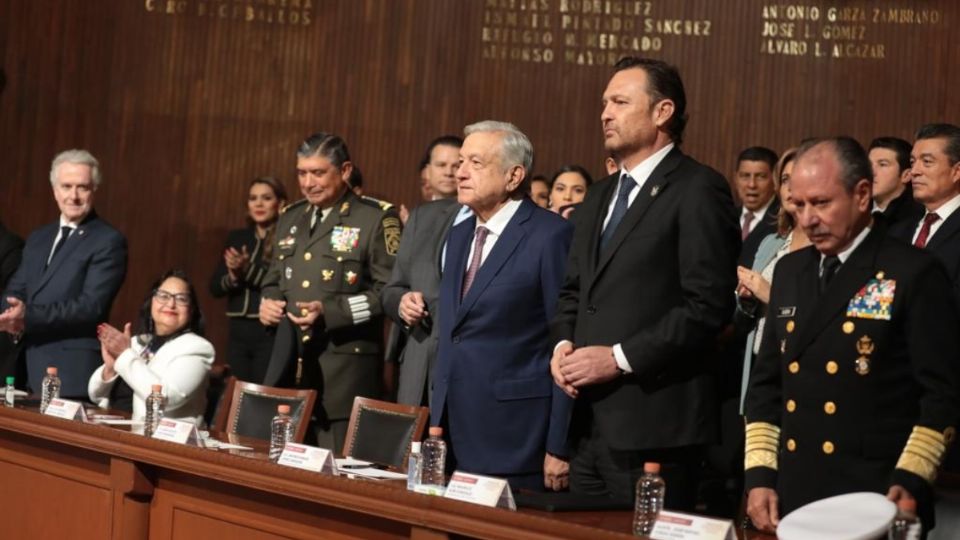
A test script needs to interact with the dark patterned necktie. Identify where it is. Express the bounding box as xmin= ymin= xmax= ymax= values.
xmin=461 ymin=226 xmax=490 ymax=300
xmin=600 ymin=174 xmax=636 ymax=251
